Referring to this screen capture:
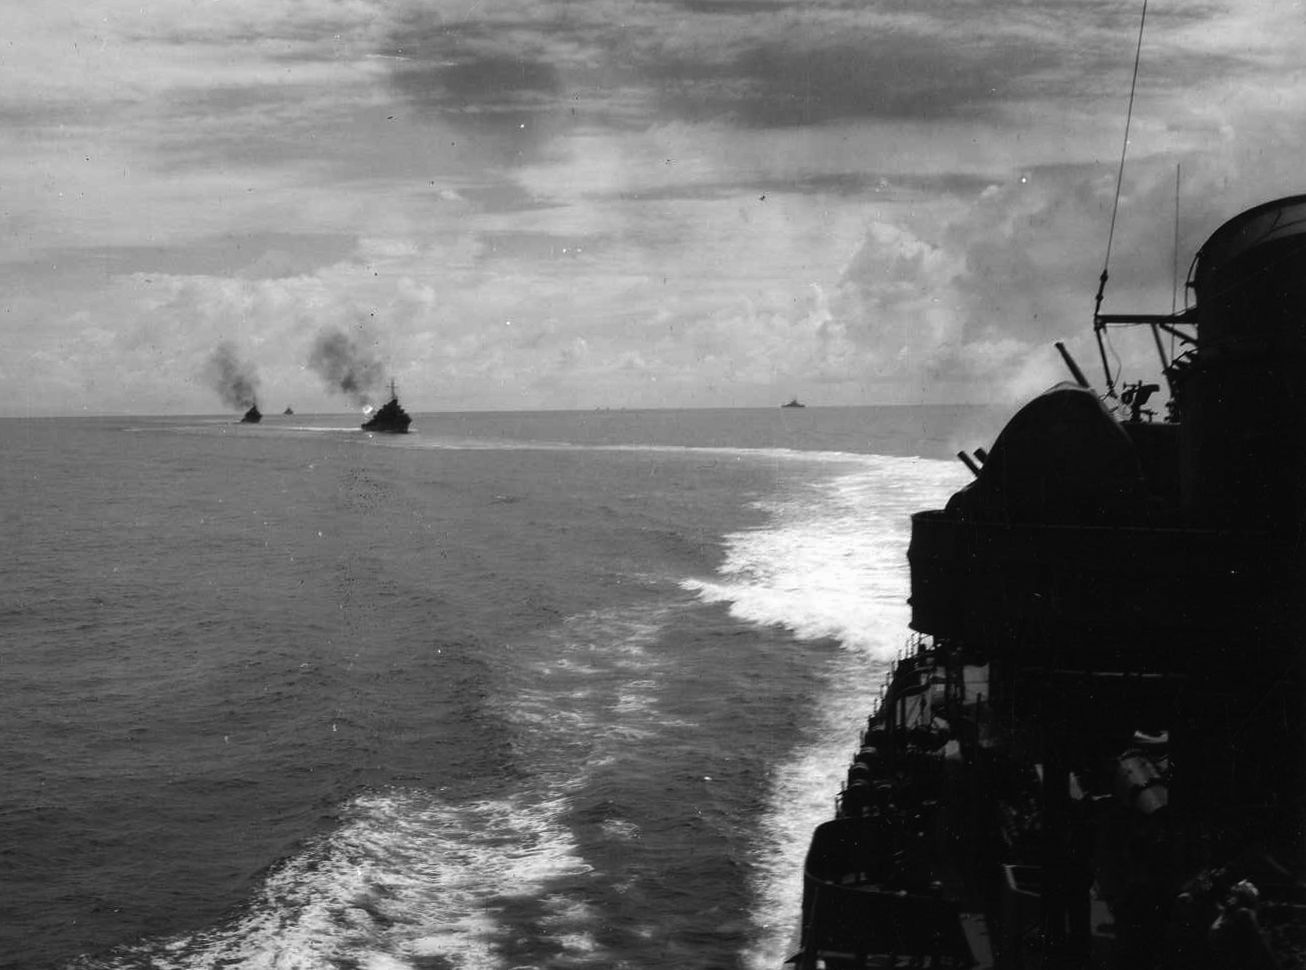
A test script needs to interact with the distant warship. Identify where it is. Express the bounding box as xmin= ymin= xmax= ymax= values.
xmin=240 ymin=404 xmax=262 ymax=424
xmin=361 ymin=380 xmax=412 ymax=434
xmin=283 ymin=406 xmax=294 ymax=416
